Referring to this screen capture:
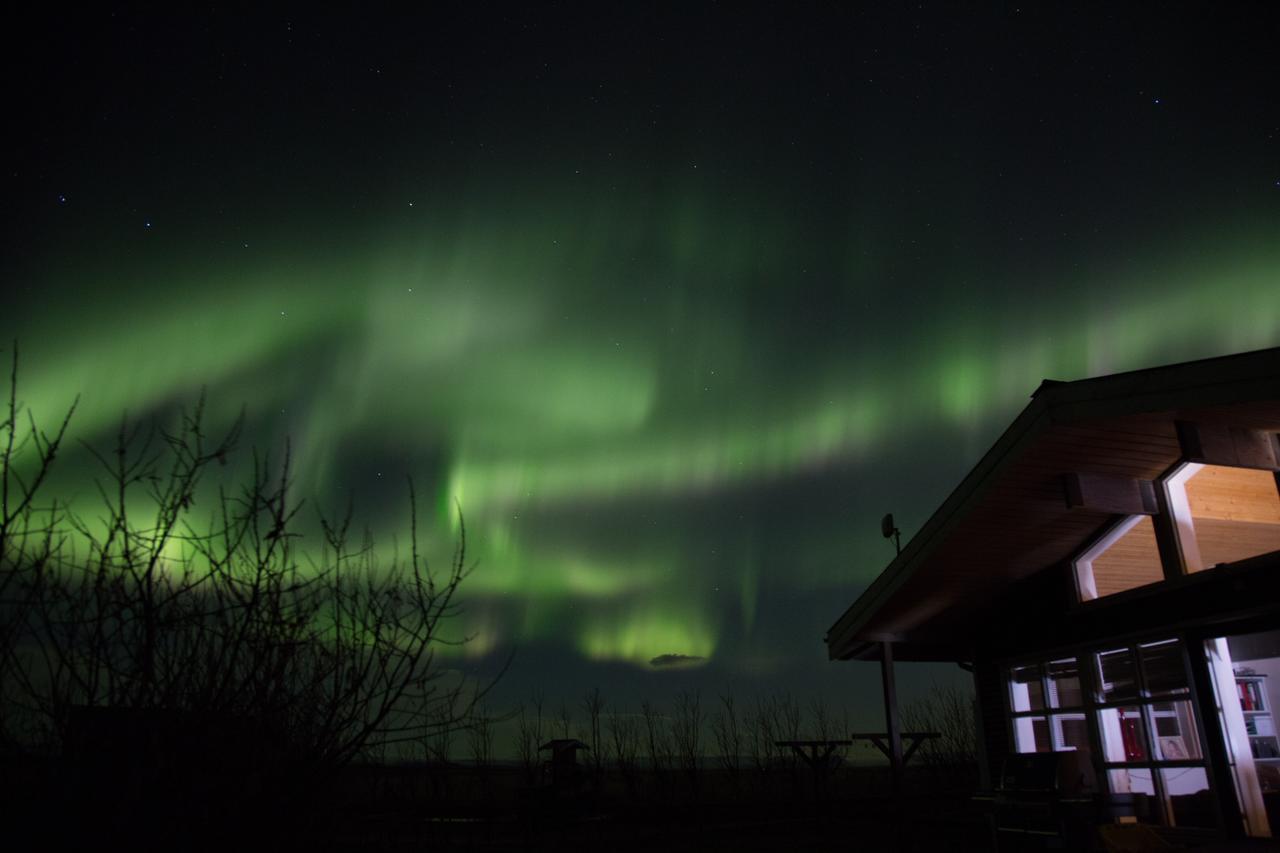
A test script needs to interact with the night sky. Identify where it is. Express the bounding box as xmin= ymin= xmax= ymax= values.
xmin=4 ymin=6 xmax=1279 ymax=720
